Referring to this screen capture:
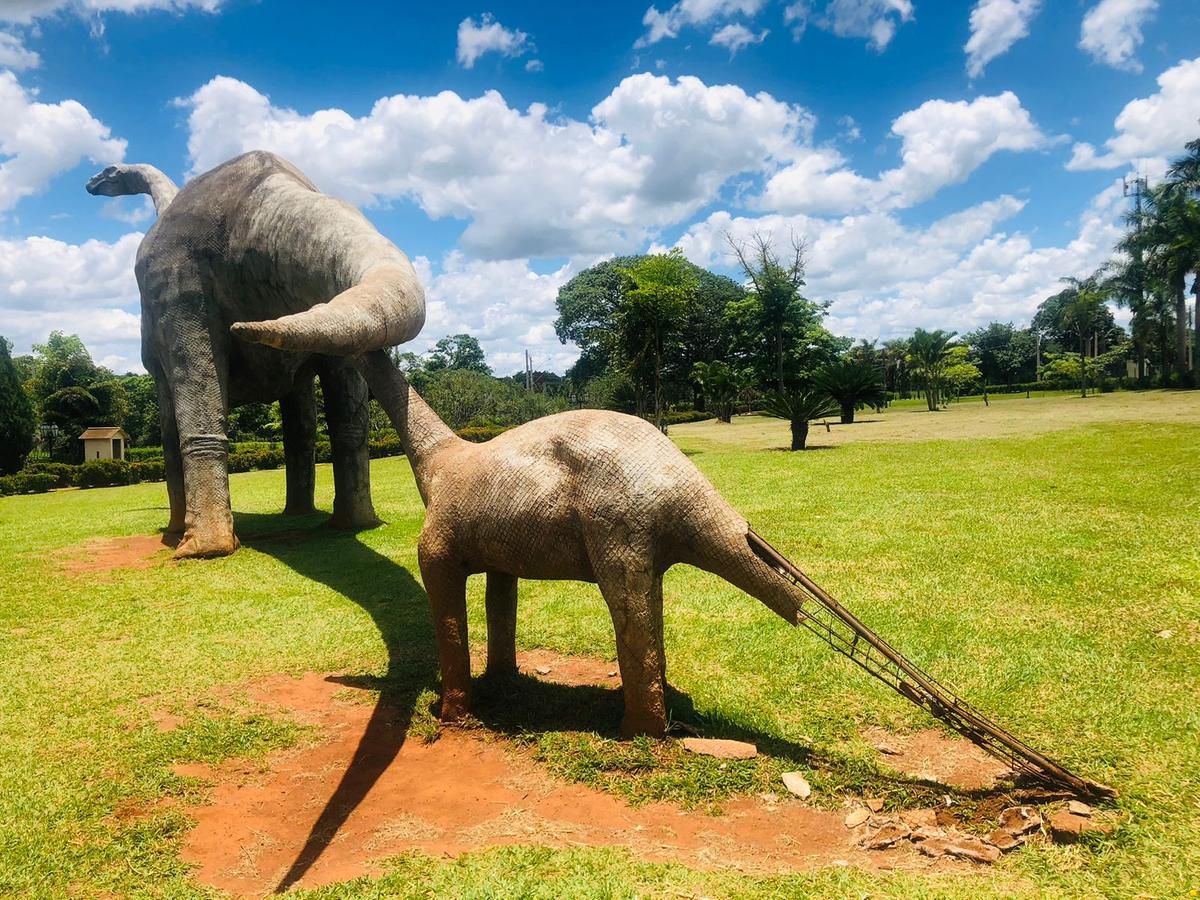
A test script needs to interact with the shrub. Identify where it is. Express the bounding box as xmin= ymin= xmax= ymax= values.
xmin=456 ymin=425 xmax=509 ymax=443
xmin=130 ymin=460 xmax=166 ymax=483
xmin=227 ymin=448 xmax=285 ymax=473
xmin=77 ymin=459 xmax=132 ymax=488
xmin=315 ymin=441 xmax=332 ymax=464
xmin=662 ymin=409 xmax=715 ymax=425
xmin=369 ymin=434 xmax=404 ymax=458
xmin=22 ymin=462 xmax=78 ymax=488
xmin=126 ymin=446 xmax=164 ymax=461
xmin=0 ymin=472 xmax=56 ymax=495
